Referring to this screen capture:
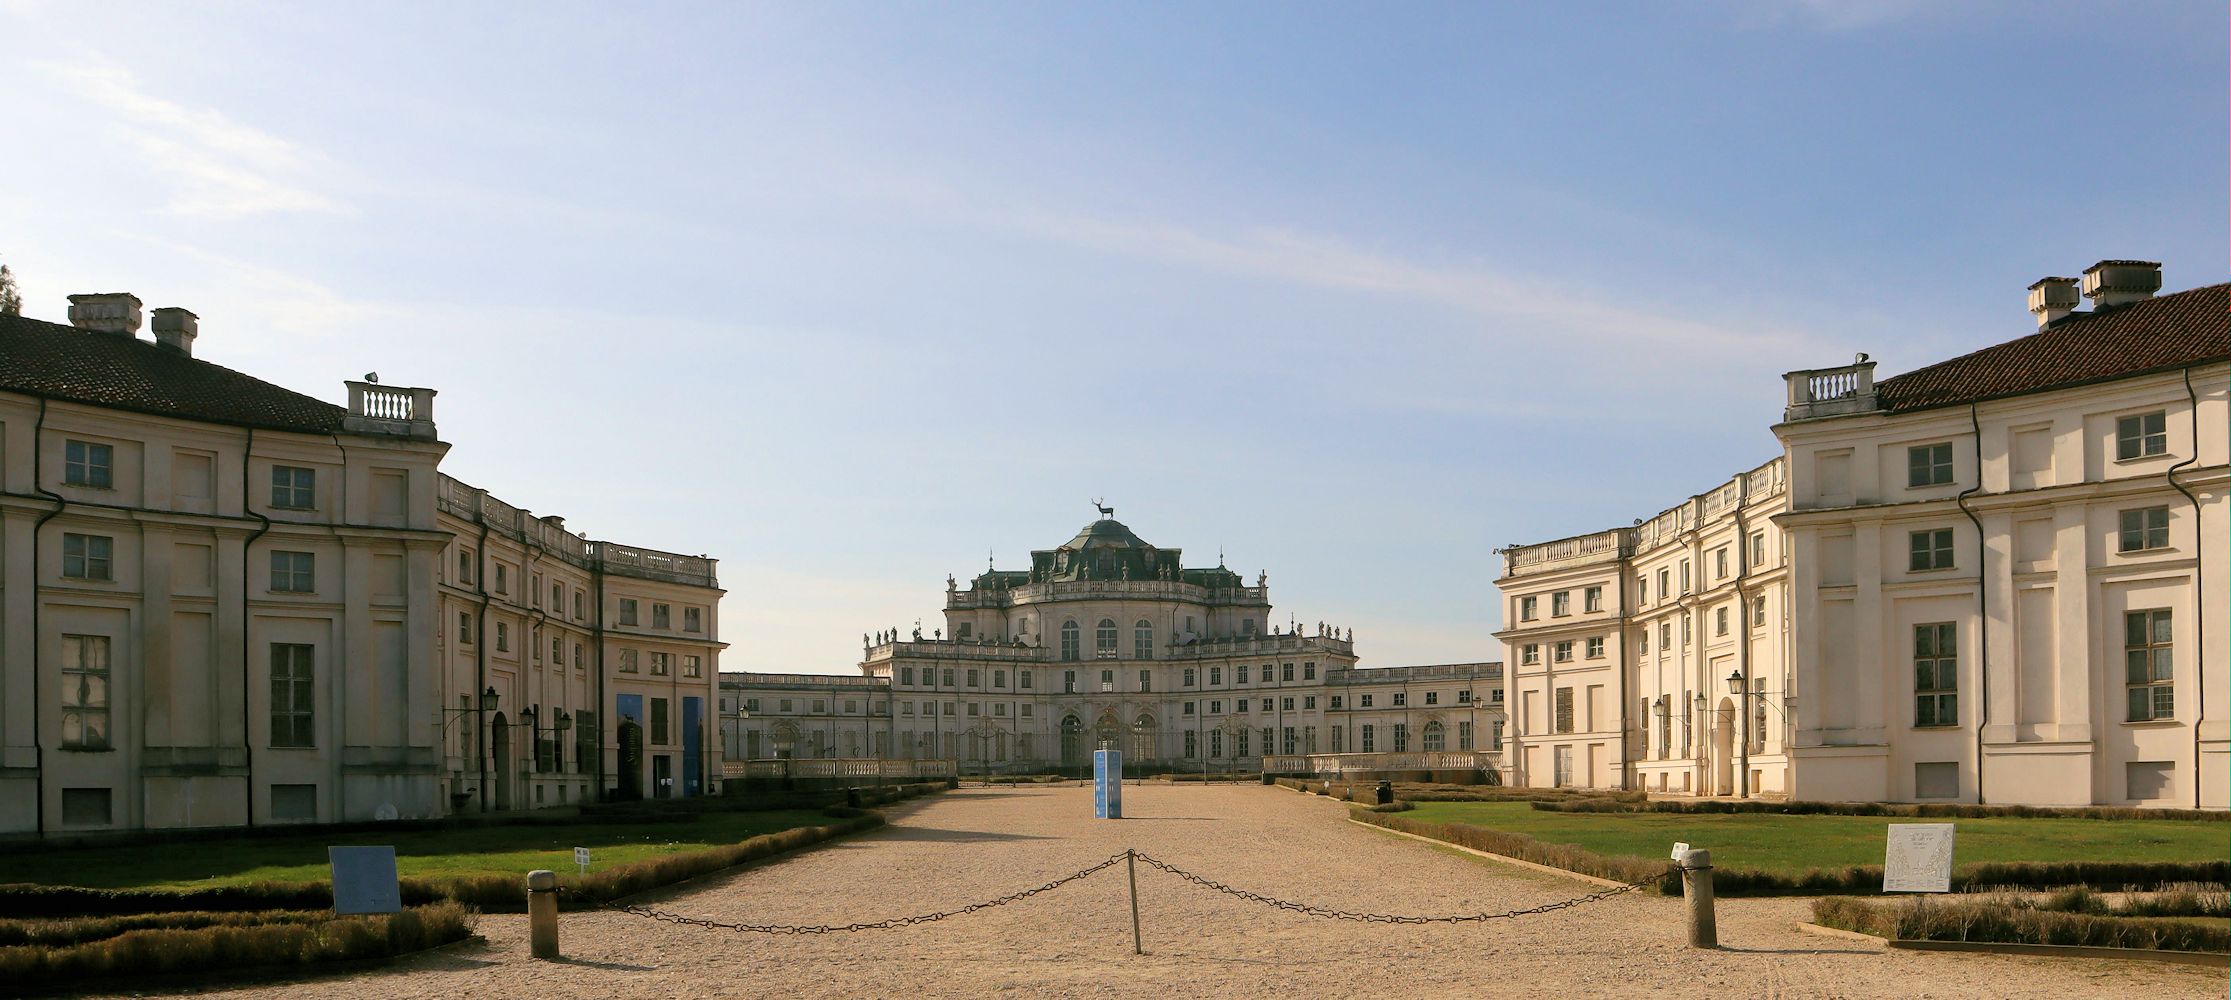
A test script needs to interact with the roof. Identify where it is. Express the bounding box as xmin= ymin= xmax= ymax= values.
xmin=1876 ymin=283 xmax=2230 ymax=413
xmin=0 ymin=313 xmax=348 ymax=433
xmin=1058 ymin=518 xmax=1154 ymax=550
